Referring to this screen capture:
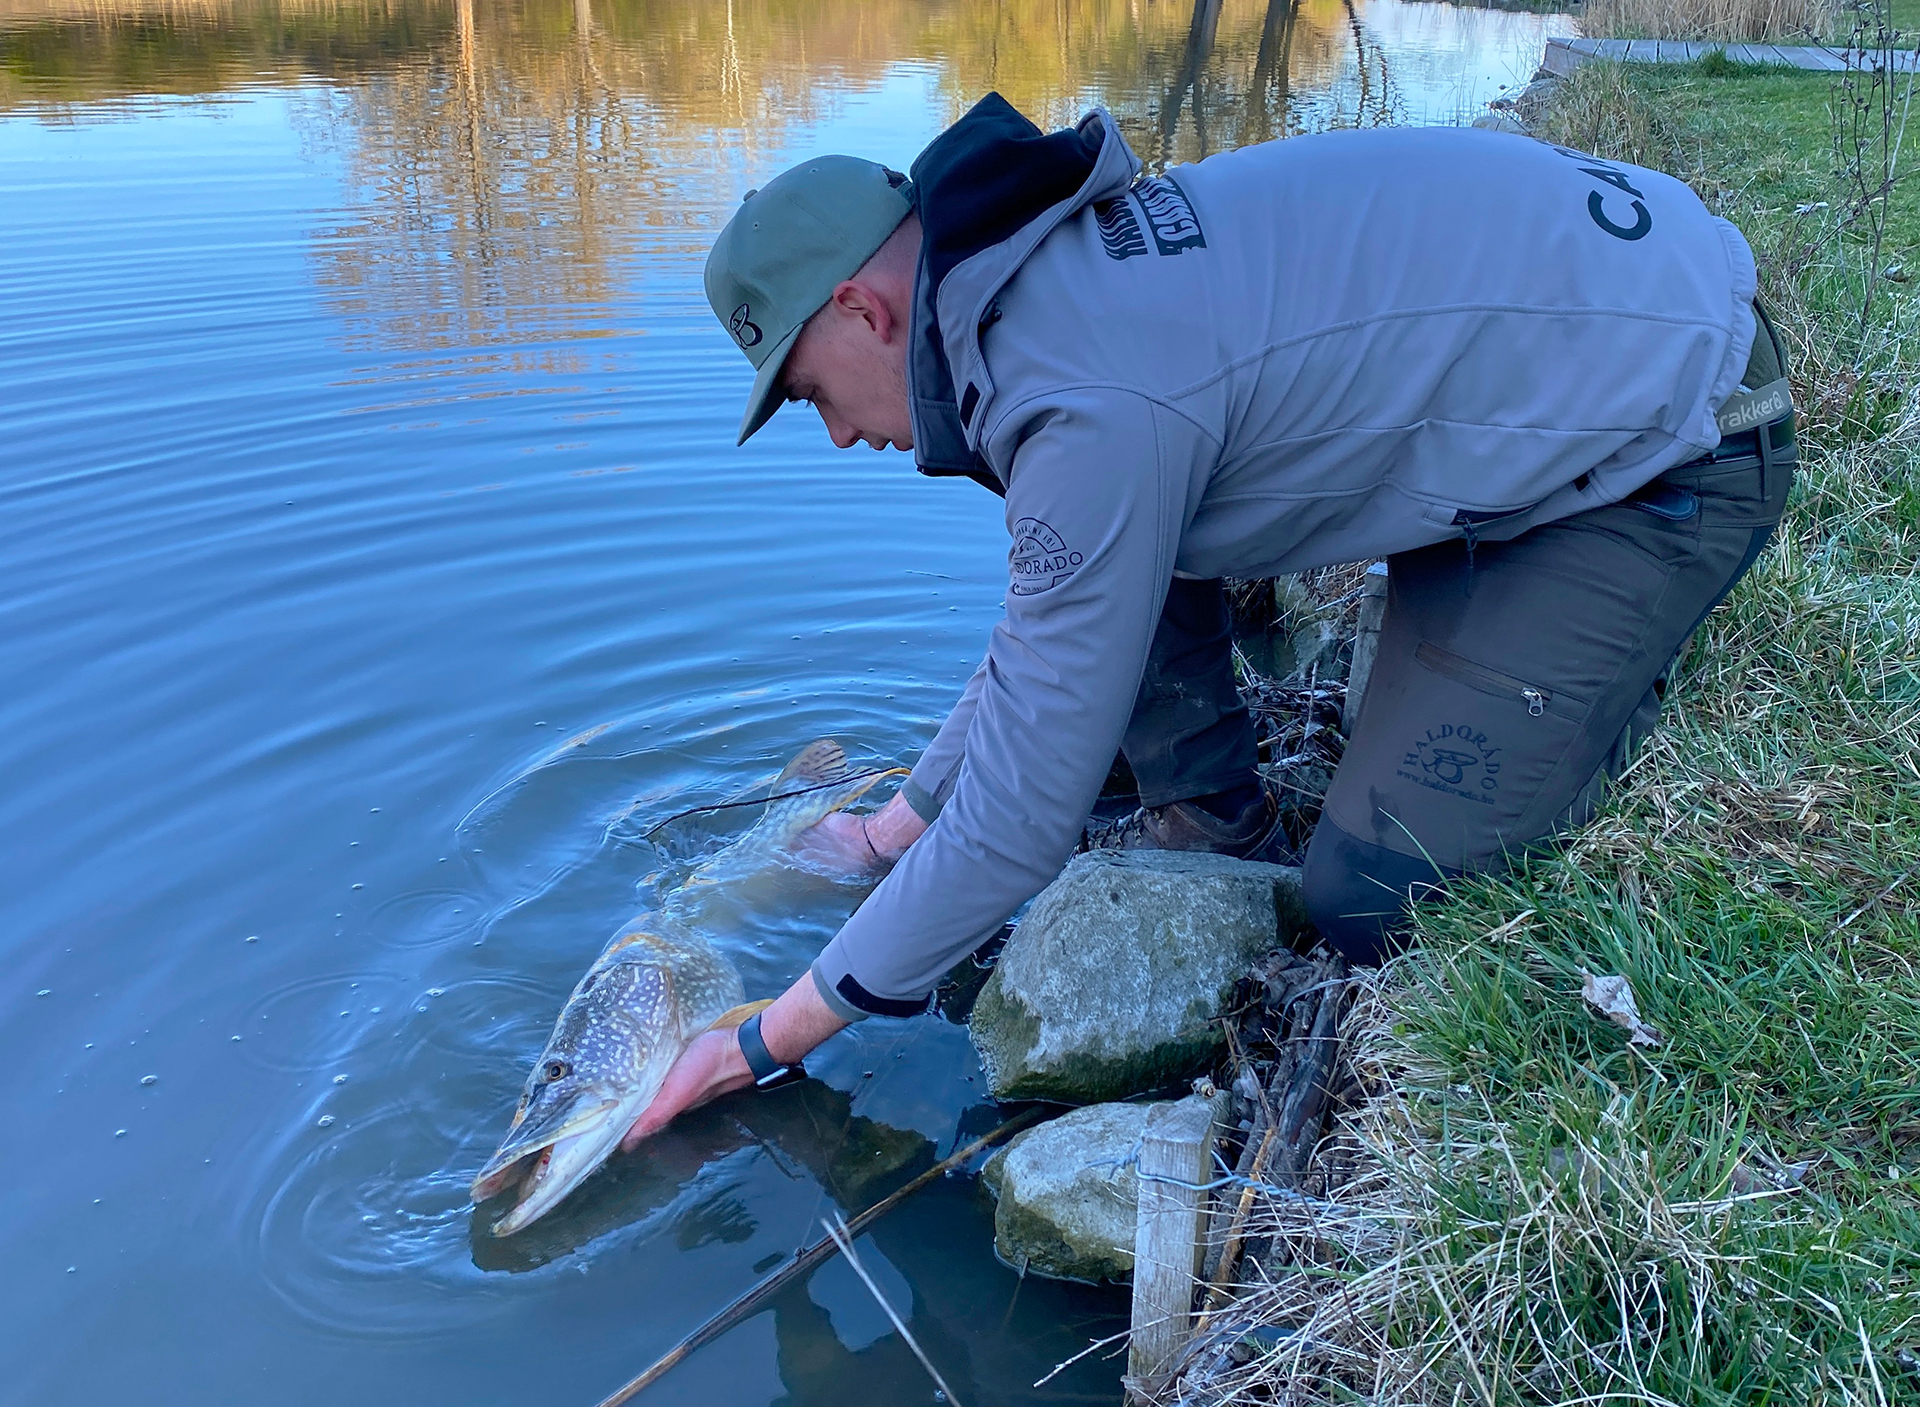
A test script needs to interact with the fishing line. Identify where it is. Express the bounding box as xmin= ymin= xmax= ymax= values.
xmin=639 ymin=767 xmax=907 ymax=840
